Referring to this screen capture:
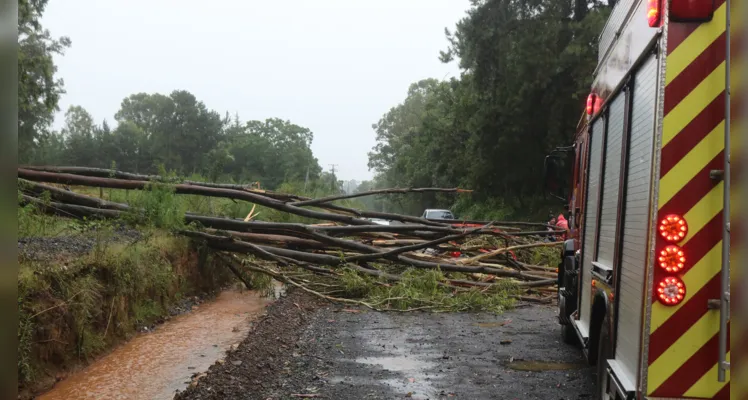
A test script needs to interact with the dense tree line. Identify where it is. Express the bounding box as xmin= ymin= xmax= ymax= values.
xmin=19 ymin=0 xmax=324 ymax=190
xmin=366 ymin=0 xmax=611 ymax=219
